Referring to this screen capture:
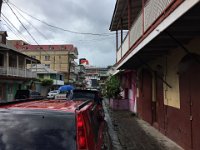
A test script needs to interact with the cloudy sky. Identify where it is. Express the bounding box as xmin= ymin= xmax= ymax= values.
xmin=1 ymin=0 xmax=116 ymax=67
